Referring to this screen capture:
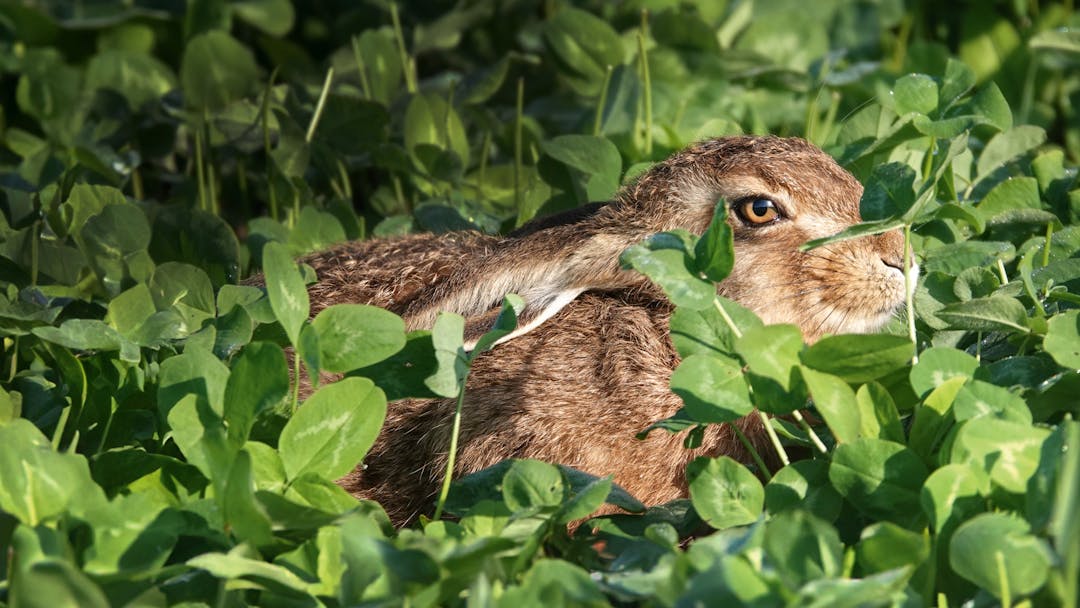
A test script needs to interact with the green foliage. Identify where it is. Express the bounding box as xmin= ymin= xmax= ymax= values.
xmin=1 ymin=1 xmax=1080 ymax=606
